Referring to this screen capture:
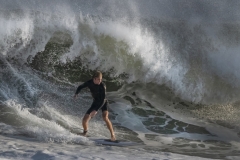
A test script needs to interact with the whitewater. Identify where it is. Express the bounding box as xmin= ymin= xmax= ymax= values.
xmin=1 ymin=0 xmax=240 ymax=159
